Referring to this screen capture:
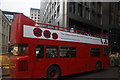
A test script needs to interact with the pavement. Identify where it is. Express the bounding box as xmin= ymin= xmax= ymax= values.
xmin=1 ymin=67 xmax=120 ymax=80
